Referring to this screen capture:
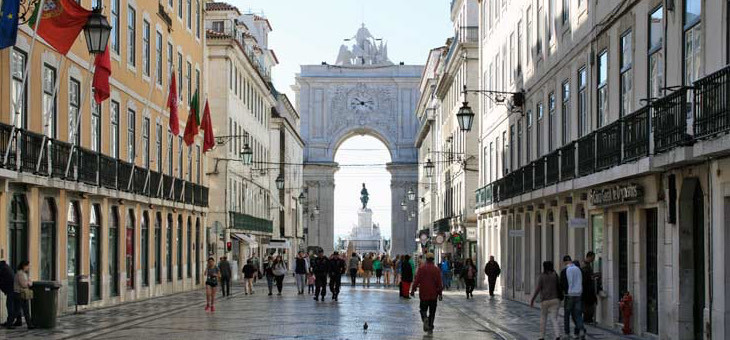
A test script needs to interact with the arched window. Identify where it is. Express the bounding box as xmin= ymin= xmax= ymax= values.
xmin=90 ymin=204 xmax=102 ymax=301
xmin=40 ymin=198 xmax=57 ymax=281
xmin=109 ymin=206 xmax=119 ymax=296
xmin=126 ymin=209 xmax=135 ymax=289
xmin=141 ymin=211 xmax=149 ymax=286
xmin=67 ymin=201 xmax=81 ymax=306
xmin=155 ymin=212 xmax=162 ymax=284
xmin=9 ymin=194 xmax=28 ymax=270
